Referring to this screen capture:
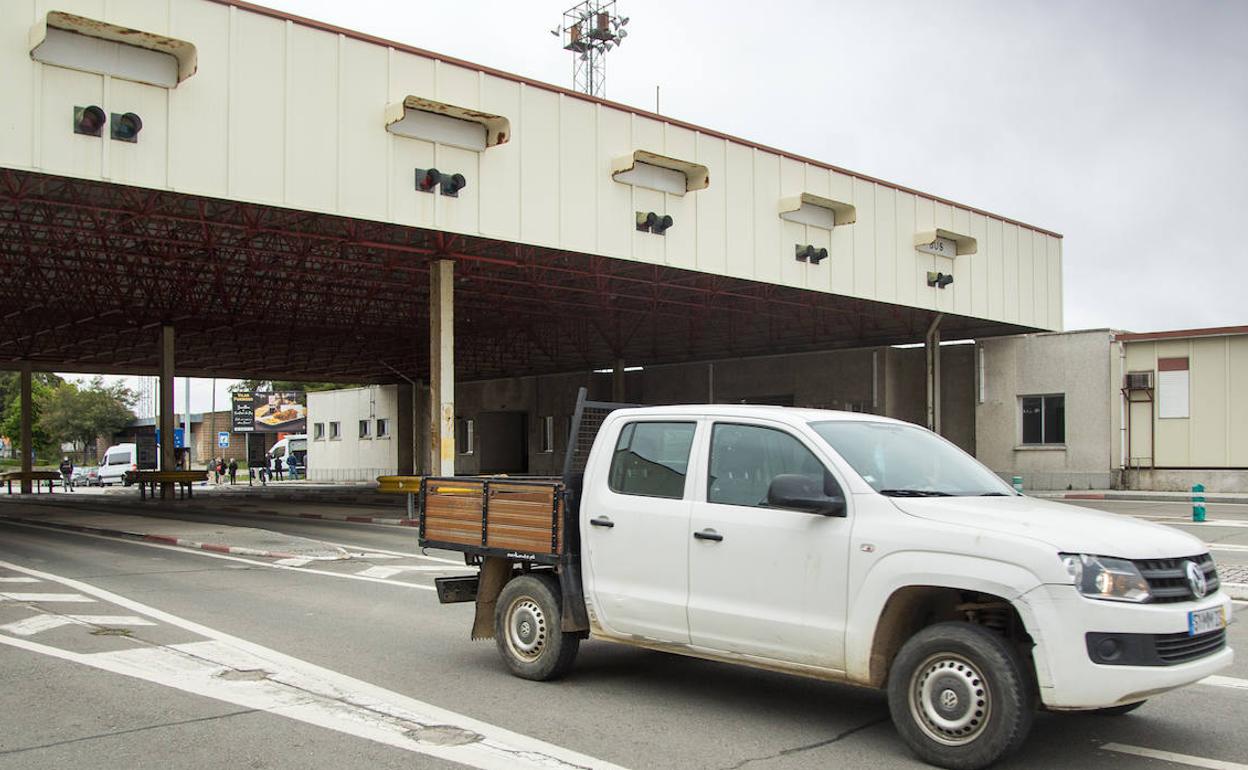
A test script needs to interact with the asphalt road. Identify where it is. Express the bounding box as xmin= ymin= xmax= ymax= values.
xmin=0 ymin=493 xmax=1244 ymax=770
